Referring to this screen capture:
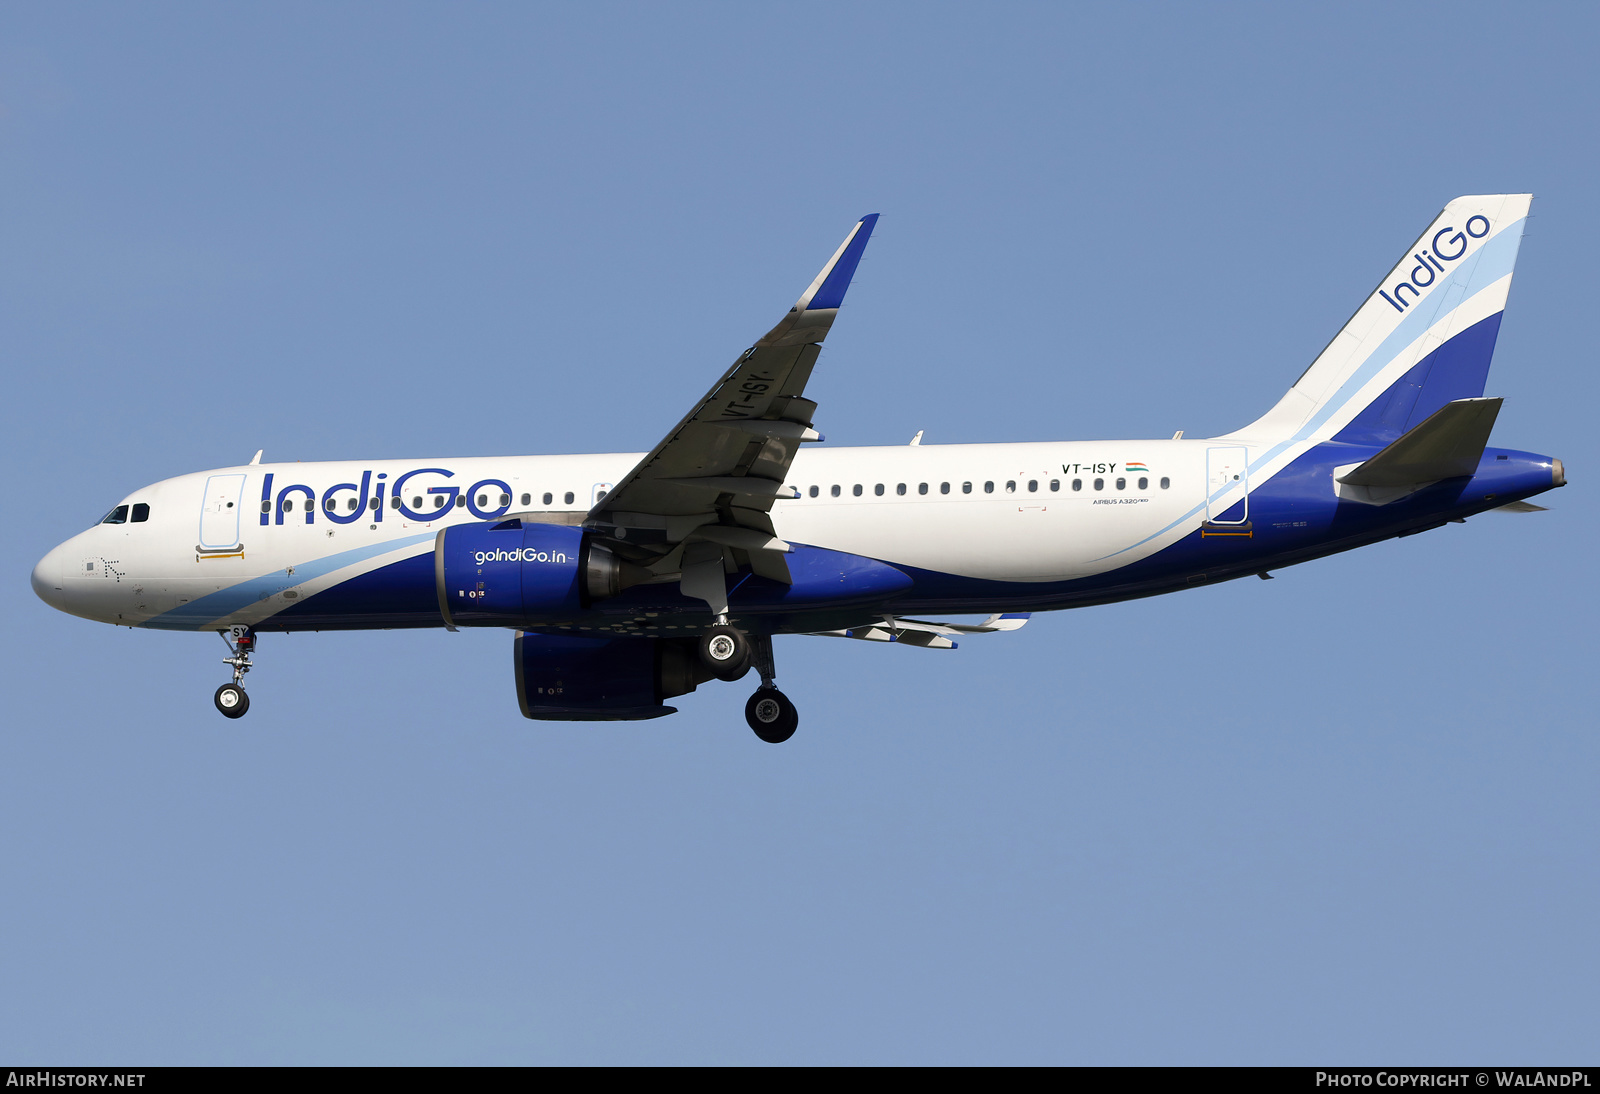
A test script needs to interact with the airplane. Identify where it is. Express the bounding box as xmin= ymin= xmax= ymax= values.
xmin=31 ymin=195 xmax=1563 ymax=743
